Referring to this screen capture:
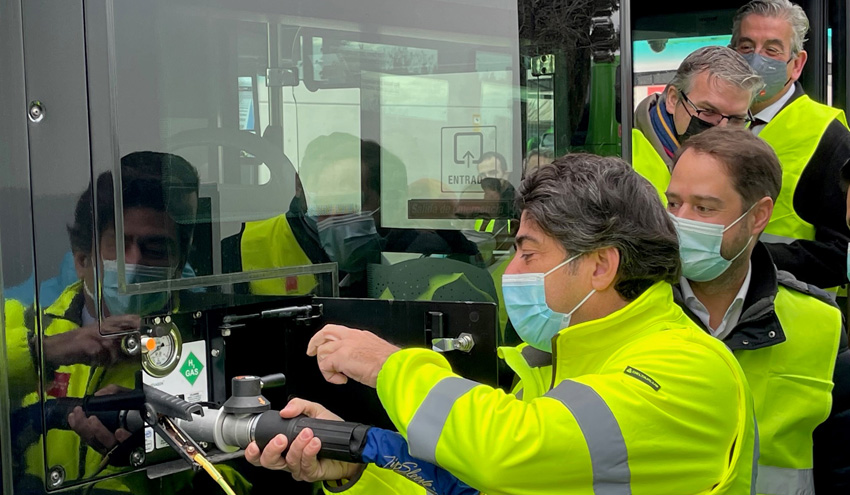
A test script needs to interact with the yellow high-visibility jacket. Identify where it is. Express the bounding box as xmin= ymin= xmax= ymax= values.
xmin=325 ymin=282 xmax=757 ymax=494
